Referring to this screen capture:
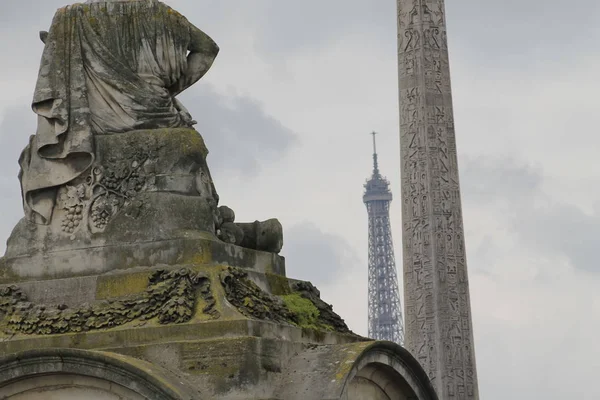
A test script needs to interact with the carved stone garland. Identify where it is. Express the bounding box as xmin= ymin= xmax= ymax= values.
xmin=220 ymin=268 xmax=295 ymax=324
xmin=0 ymin=268 xmax=217 ymax=335
xmin=220 ymin=267 xmax=351 ymax=333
